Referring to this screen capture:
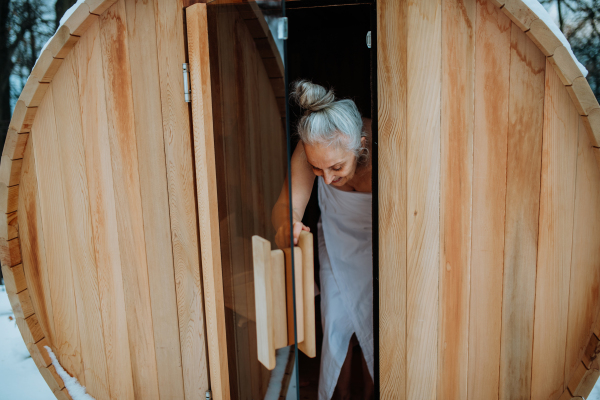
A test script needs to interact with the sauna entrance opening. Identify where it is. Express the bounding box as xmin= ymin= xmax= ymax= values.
xmin=286 ymin=1 xmax=375 ymax=398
